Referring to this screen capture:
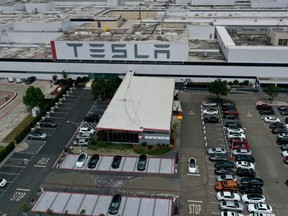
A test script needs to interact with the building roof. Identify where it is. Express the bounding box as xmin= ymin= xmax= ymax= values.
xmin=96 ymin=72 xmax=175 ymax=132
